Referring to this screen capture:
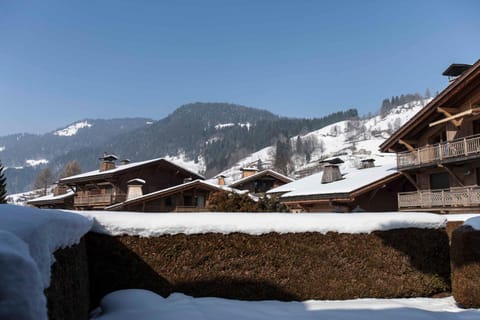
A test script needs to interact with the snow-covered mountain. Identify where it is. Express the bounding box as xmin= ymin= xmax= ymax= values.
xmin=3 ymin=99 xmax=428 ymax=194
xmin=215 ymin=99 xmax=430 ymax=183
